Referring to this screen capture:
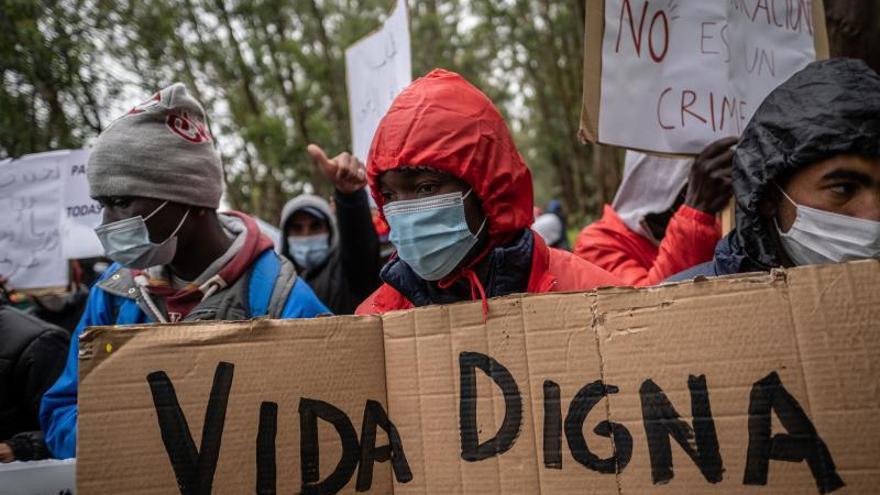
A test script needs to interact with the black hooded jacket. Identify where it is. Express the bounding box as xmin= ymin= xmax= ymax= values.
xmin=669 ymin=58 xmax=880 ymax=281
xmin=279 ymin=189 xmax=381 ymax=314
xmin=0 ymin=305 xmax=69 ymax=460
